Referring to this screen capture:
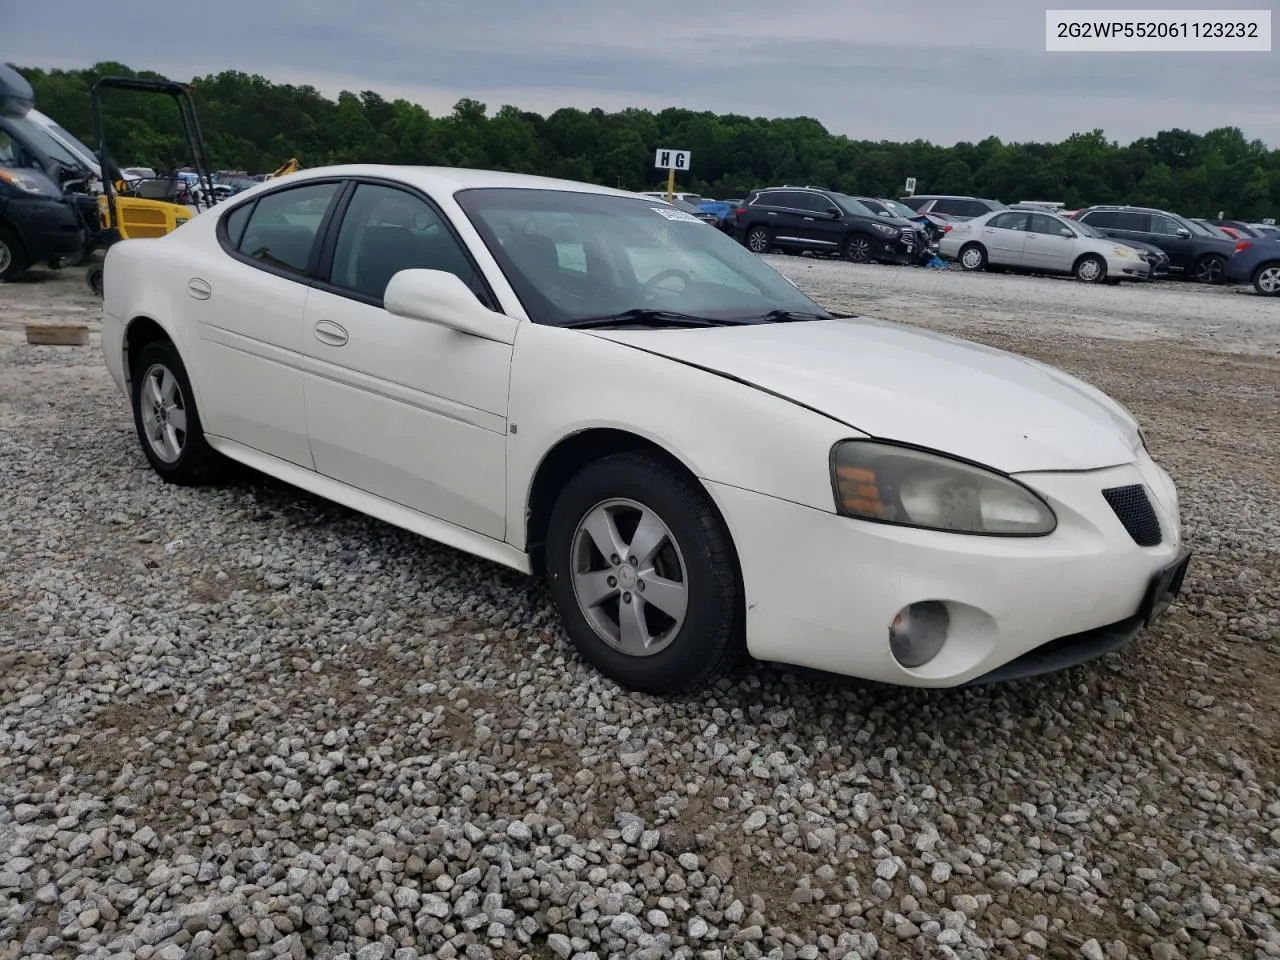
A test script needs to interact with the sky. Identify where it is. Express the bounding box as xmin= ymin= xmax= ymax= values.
xmin=6 ymin=0 xmax=1279 ymax=147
